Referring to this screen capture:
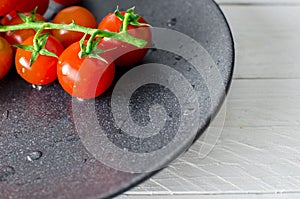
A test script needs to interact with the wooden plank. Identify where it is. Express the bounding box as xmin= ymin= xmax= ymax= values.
xmin=220 ymin=6 xmax=300 ymax=79
xmin=225 ymin=79 xmax=300 ymax=127
xmin=127 ymin=127 xmax=300 ymax=194
xmin=121 ymin=4 xmax=300 ymax=198
xmin=122 ymin=79 xmax=300 ymax=195
xmin=118 ymin=193 xmax=300 ymax=199
xmin=217 ymin=0 xmax=300 ymax=5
